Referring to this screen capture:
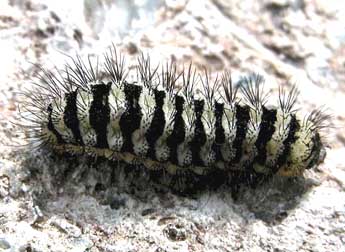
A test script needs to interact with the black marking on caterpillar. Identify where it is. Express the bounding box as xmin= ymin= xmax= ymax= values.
xmin=18 ymin=45 xmax=330 ymax=195
xmin=64 ymin=90 xmax=84 ymax=146
xmin=231 ymin=104 xmax=250 ymax=165
xmin=47 ymin=104 xmax=65 ymax=144
xmin=167 ymin=94 xmax=185 ymax=166
xmin=254 ymin=106 xmax=277 ymax=166
xmin=119 ymin=83 xmax=143 ymax=153
xmin=145 ymin=89 xmax=166 ymax=160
